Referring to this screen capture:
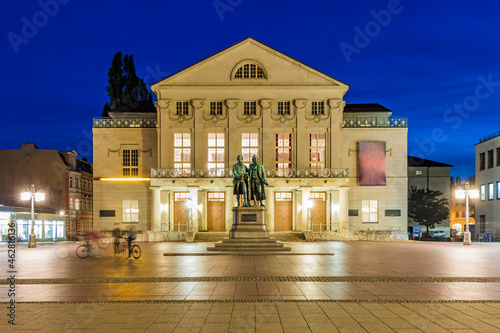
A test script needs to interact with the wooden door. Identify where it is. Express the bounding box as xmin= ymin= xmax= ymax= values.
xmin=208 ymin=192 xmax=226 ymax=231
xmin=310 ymin=192 xmax=326 ymax=231
xmin=173 ymin=192 xmax=189 ymax=232
xmin=274 ymin=192 xmax=293 ymax=231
